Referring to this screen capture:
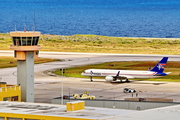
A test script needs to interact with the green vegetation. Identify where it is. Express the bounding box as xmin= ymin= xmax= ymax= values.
xmin=1 ymin=33 xmax=180 ymax=82
xmin=53 ymin=61 xmax=180 ymax=82
xmin=0 ymin=33 xmax=12 ymax=50
xmin=1 ymin=33 xmax=180 ymax=54
xmin=0 ymin=56 xmax=59 ymax=68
